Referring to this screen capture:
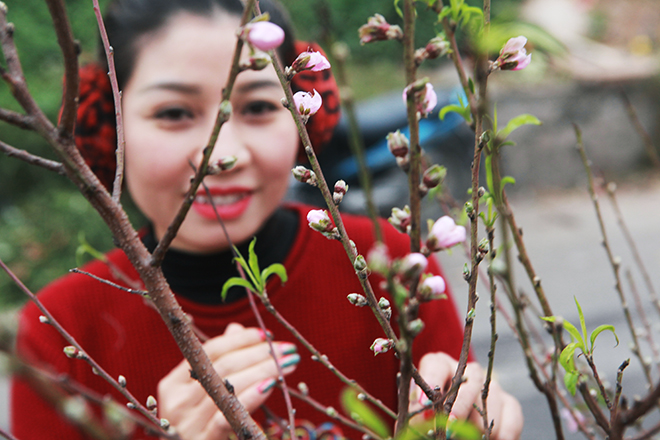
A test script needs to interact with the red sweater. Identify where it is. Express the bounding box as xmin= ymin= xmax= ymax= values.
xmin=12 ymin=204 xmax=467 ymax=439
